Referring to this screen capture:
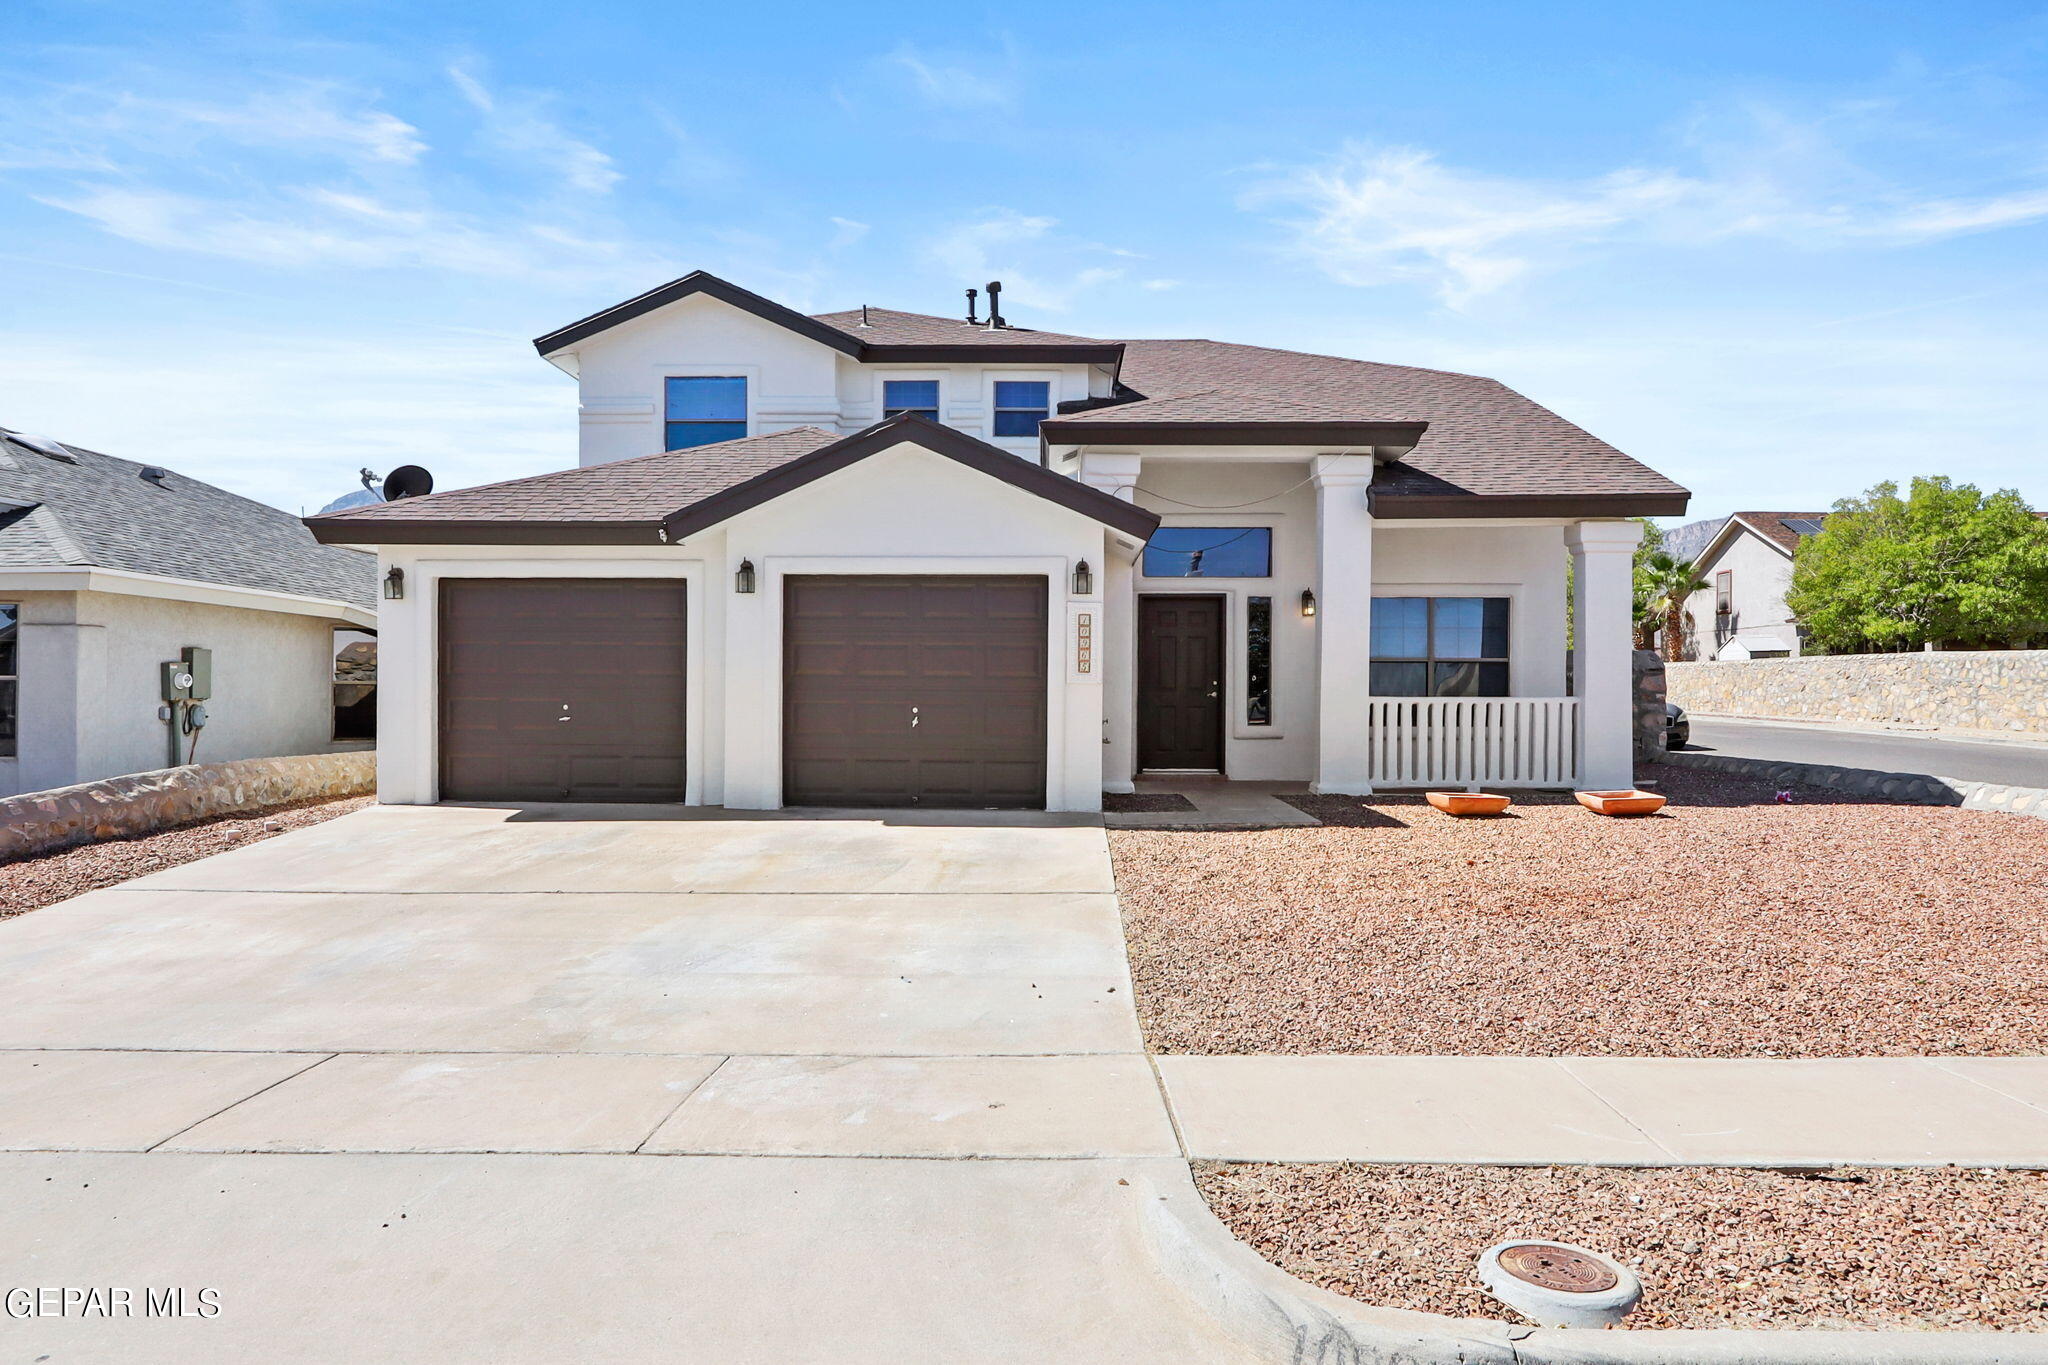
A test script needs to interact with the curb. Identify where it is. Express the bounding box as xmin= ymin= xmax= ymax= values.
xmin=1657 ymin=751 xmax=2048 ymax=822
xmin=1138 ymin=1171 xmax=2048 ymax=1364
